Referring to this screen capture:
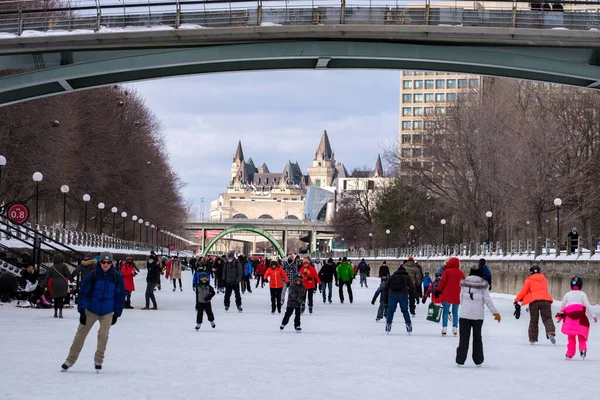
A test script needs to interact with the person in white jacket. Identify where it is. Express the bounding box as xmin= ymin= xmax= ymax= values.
xmin=456 ymin=265 xmax=501 ymax=367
